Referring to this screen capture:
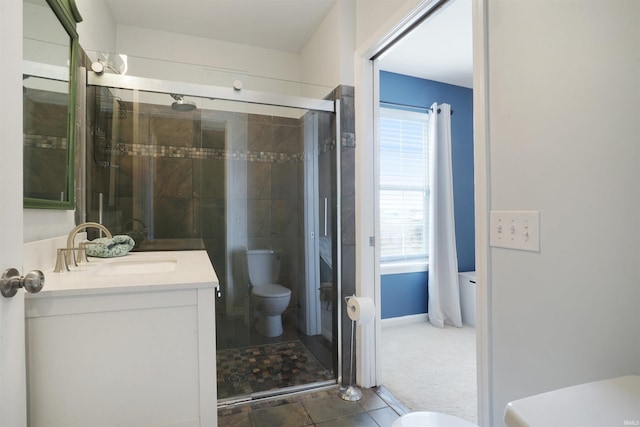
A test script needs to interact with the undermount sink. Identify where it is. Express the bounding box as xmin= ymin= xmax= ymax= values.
xmin=94 ymin=258 xmax=178 ymax=276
